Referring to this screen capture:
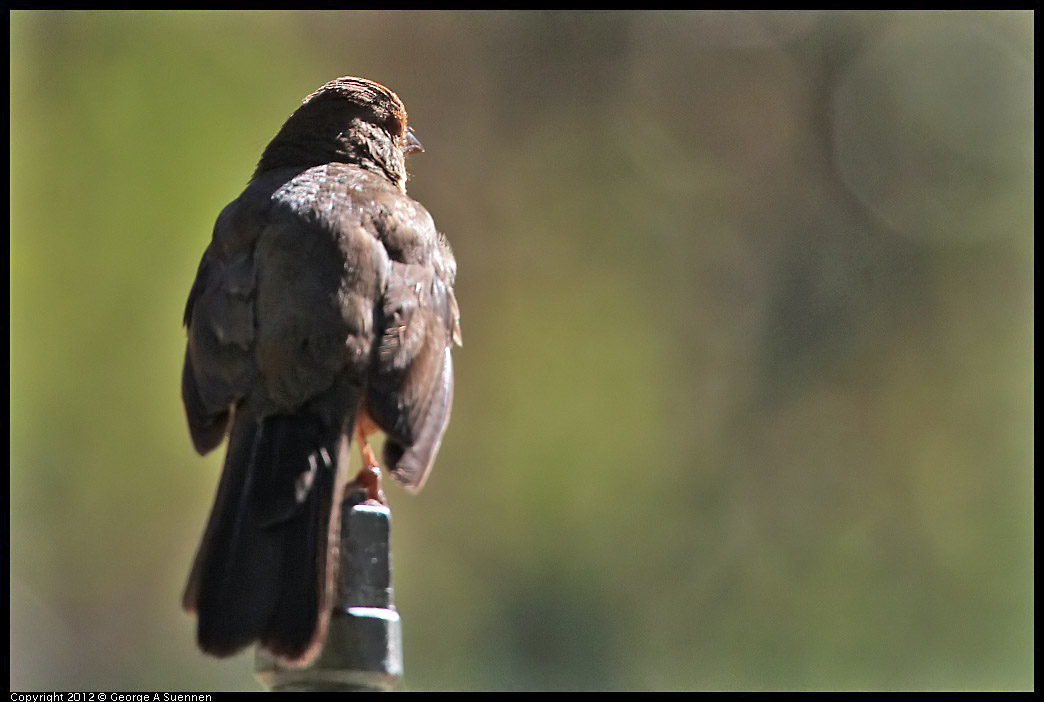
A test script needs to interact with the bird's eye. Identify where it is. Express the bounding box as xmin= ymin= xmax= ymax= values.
xmin=386 ymin=115 xmax=406 ymax=137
